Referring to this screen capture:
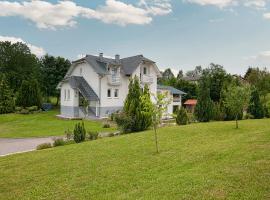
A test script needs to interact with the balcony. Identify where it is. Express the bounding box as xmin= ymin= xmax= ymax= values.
xmin=107 ymin=75 xmax=121 ymax=86
xmin=173 ymin=97 xmax=181 ymax=102
xmin=141 ymin=75 xmax=154 ymax=84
